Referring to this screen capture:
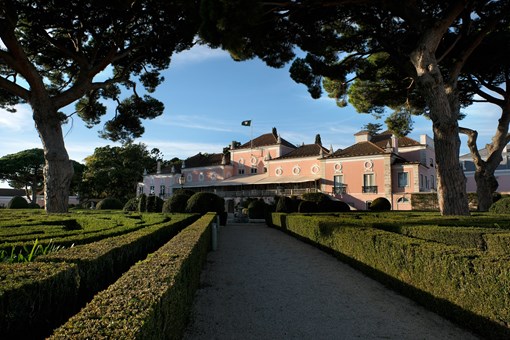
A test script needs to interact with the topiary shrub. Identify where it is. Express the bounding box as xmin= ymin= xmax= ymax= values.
xmin=248 ymin=200 xmax=266 ymax=219
xmin=96 ymin=197 xmax=123 ymax=210
xmin=490 ymin=197 xmax=510 ymax=214
xmin=7 ymin=196 xmax=29 ymax=209
xmin=162 ymin=193 xmax=190 ymax=213
xmin=264 ymin=203 xmax=276 ymax=226
xmin=27 ymin=202 xmax=41 ymax=209
xmin=298 ymin=200 xmax=318 ymax=213
xmin=123 ymin=197 xmax=139 ymax=212
xmin=276 ymin=196 xmax=292 ymax=213
xmin=185 ymin=192 xmax=224 ymax=215
xmin=146 ymin=195 xmax=164 ymax=212
xmin=301 ymin=192 xmax=330 ymax=204
xmin=138 ymin=194 xmax=147 ymax=212
xmin=321 ymin=200 xmax=350 ymax=212
xmin=369 ymin=197 xmax=391 ymax=211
